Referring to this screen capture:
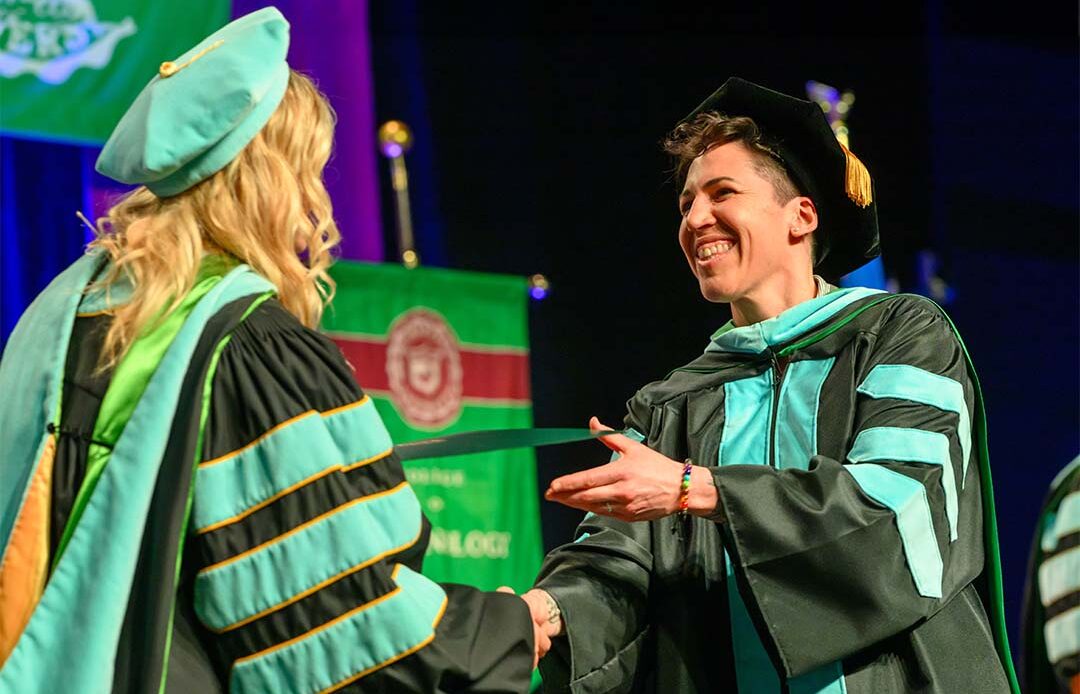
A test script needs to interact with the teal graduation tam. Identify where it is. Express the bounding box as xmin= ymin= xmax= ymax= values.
xmin=96 ymin=7 xmax=290 ymax=197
